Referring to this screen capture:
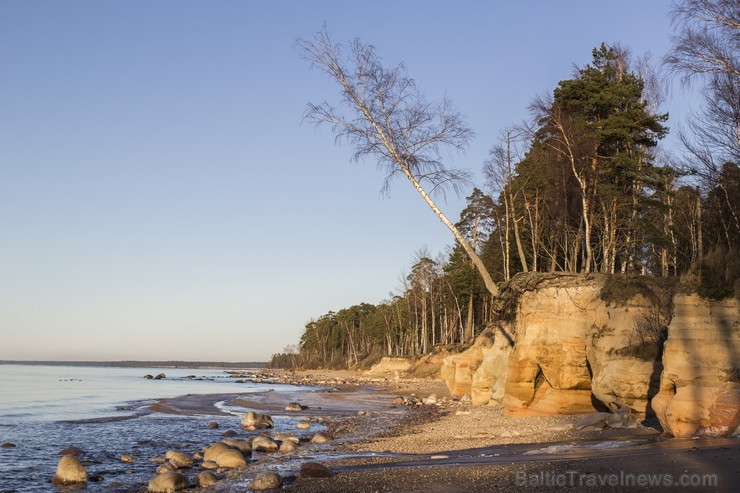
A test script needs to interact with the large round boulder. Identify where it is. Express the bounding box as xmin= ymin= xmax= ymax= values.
xmin=203 ymin=442 xmax=233 ymax=462
xmin=148 ymin=471 xmax=189 ymax=492
xmin=310 ymin=432 xmax=333 ymax=444
xmin=241 ymin=411 xmax=274 ymax=429
xmin=156 ymin=462 xmax=176 ymax=474
xmin=221 ymin=438 xmax=251 ymax=454
xmin=198 ymin=471 xmax=219 ymax=487
xmin=273 ymin=432 xmax=299 ymax=443
xmin=51 ymin=455 xmax=88 ymax=484
xmin=215 ymin=449 xmax=247 ymax=468
xmin=248 ymin=472 xmax=282 ymax=490
xmin=251 ymin=436 xmax=279 ymax=453
xmin=279 ymin=440 xmax=297 ymax=452
xmin=164 ymin=450 xmax=193 ymax=468
xmin=285 ymin=402 xmax=305 ymax=411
